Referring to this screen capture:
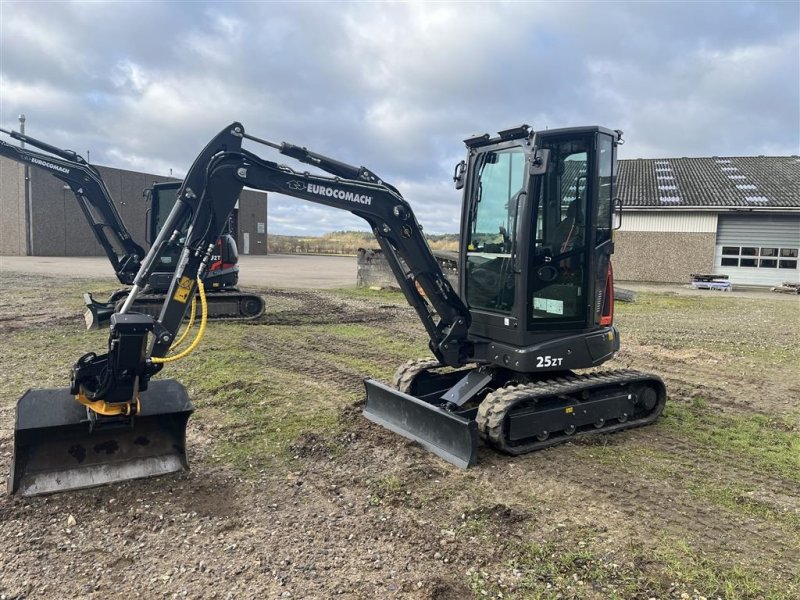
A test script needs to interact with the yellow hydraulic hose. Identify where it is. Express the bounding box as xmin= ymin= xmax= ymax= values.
xmin=151 ymin=278 xmax=208 ymax=364
xmin=170 ymin=295 xmax=197 ymax=351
